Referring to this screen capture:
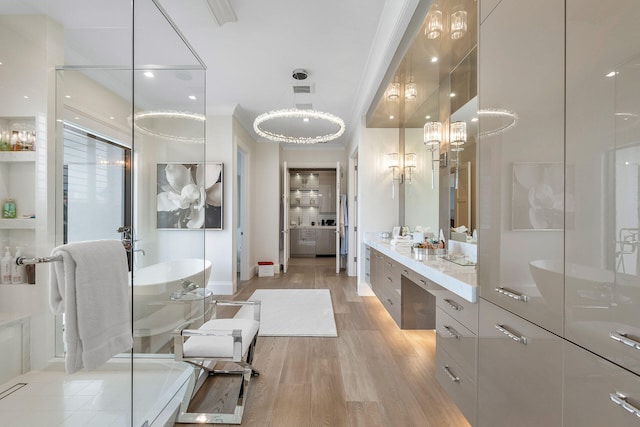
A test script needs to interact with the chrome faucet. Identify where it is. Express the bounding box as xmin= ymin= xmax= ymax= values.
xmin=170 ymin=280 xmax=199 ymax=301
